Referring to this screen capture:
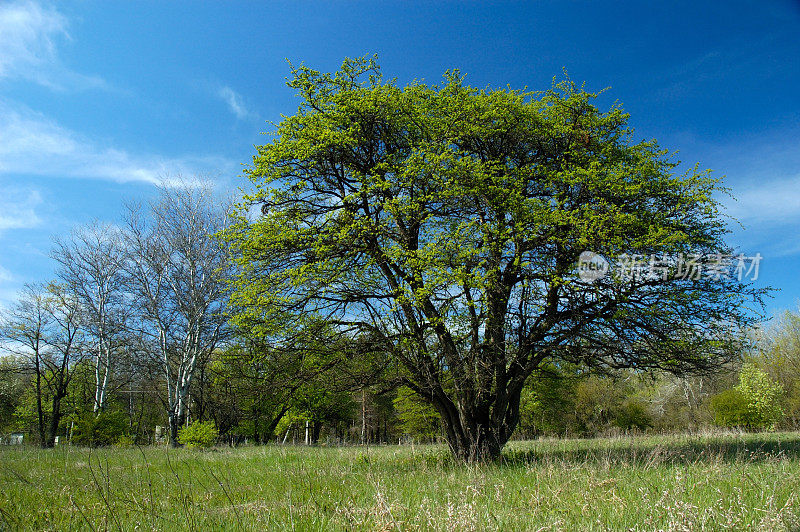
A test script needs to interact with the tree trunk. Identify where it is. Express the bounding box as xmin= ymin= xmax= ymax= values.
xmin=446 ymin=417 xmax=504 ymax=463
xmin=94 ymin=340 xmax=110 ymax=413
xmin=34 ymin=353 xmax=46 ymax=448
xmin=46 ymin=393 xmax=65 ymax=448
xmin=433 ymin=396 xmax=522 ymax=463
xmin=168 ymin=410 xmax=185 ymax=447
xmin=265 ymin=405 xmax=289 ymax=441
xmin=360 ymin=389 xmax=367 ymax=444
